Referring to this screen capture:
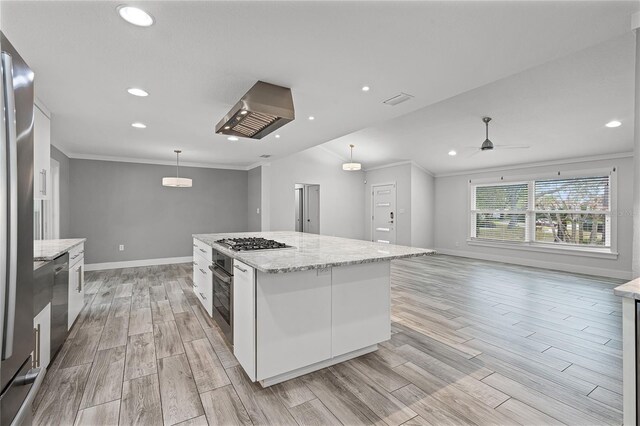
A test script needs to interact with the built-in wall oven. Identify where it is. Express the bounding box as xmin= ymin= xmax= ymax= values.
xmin=210 ymin=249 xmax=233 ymax=344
